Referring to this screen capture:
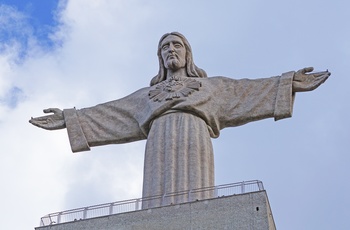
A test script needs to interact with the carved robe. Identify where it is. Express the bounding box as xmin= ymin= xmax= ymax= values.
xmin=63 ymin=72 xmax=295 ymax=208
